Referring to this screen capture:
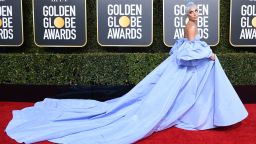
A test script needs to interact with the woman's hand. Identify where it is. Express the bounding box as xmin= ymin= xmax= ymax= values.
xmin=209 ymin=53 xmax=216 ymax=61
